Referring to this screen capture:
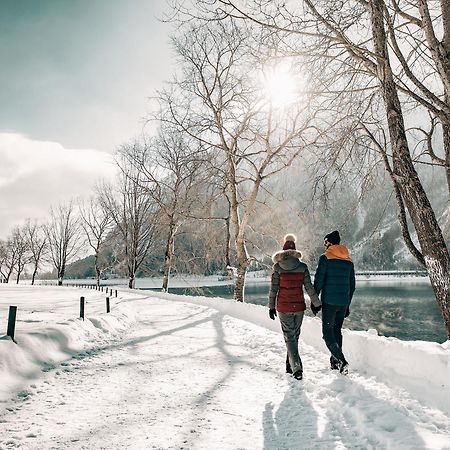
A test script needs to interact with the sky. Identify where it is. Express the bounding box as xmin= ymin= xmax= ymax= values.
xmin=1 ymin=283 xmax=449 ymax=448
xmin=0 ymin=0 xmax=174 ymax=238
